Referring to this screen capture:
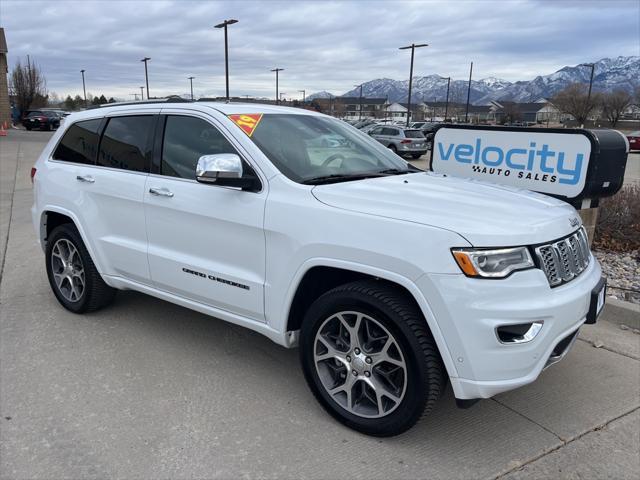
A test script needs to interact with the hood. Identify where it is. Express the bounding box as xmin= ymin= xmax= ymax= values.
xmin=311 ymin=172 xmax=580 ymax=246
